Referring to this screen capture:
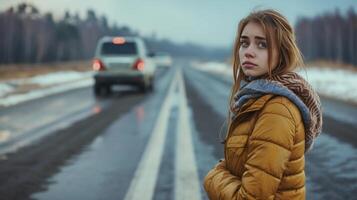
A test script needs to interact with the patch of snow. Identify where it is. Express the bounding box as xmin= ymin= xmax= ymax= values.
xmin=0 ymin=79 xmax=93 ymax=107
xmin=297 ymin=67 xmax=357 ymax=103
xmin=29 ymin=71 xmax=93 ymax=85
xmin=0 ymin=83 xmax=14 ymax=97
xmin=0 ymin=71 xmax=94 ymax=107
xmin=191 ymin=61 xmax=357 ymax=104
xmin=191 ymin=61 xmax=232 ymax=77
